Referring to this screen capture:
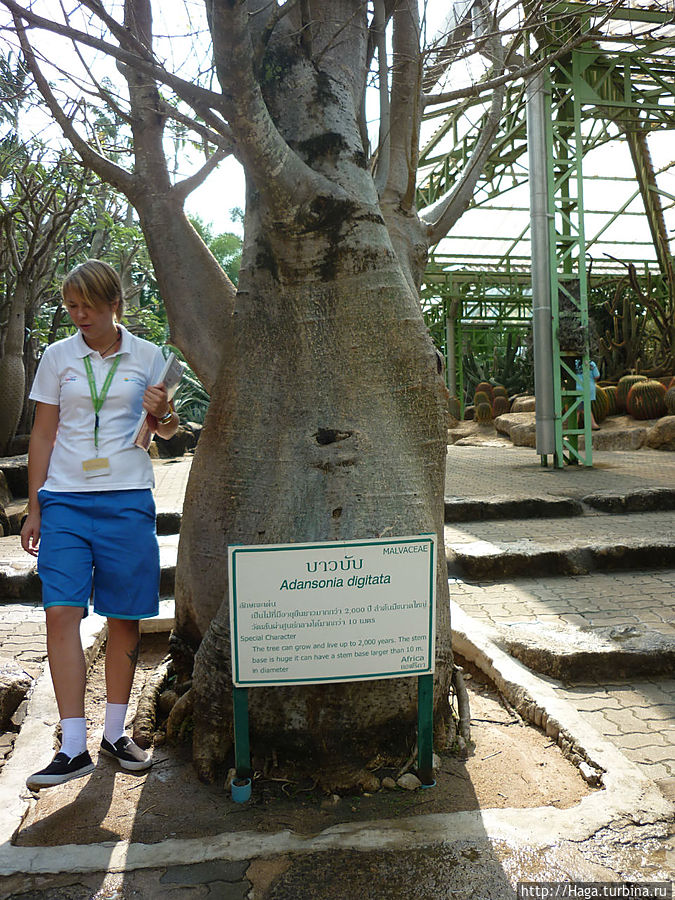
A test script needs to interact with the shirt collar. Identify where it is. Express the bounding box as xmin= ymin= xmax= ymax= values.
xmin=73 ymin=323 xmax=131 ymax=359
